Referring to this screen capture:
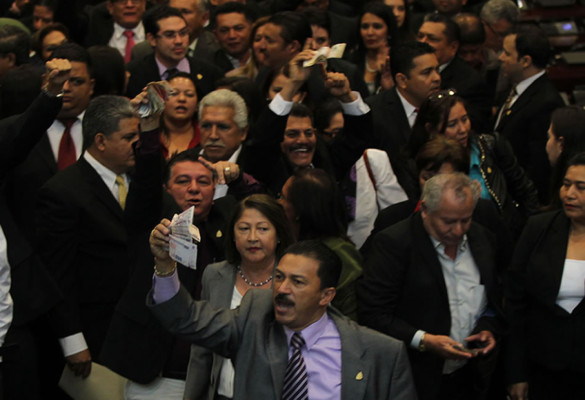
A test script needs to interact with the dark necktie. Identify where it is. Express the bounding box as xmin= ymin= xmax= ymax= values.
xmin=57 ymin=119 xmax=77 ymax=170
xmin=282 ymin=332 xmax=309 ymax=400
xmin=123 ymin=30 xmax=135 ymax=64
